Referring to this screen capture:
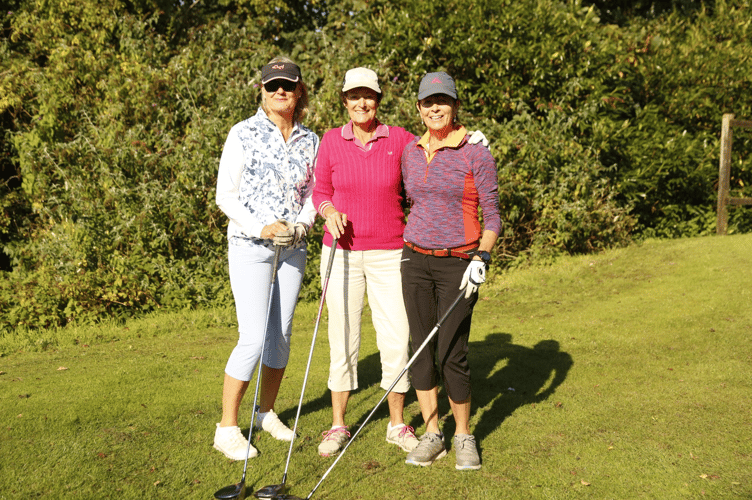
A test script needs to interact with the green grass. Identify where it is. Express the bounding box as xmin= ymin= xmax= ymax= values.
xmin=2 ymin=235 xmax=751 ymax=499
